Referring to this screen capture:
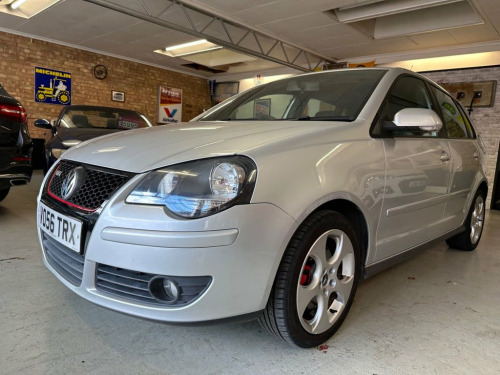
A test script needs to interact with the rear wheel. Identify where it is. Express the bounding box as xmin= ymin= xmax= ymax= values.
xmin=260 ymin=210 xmax=361 ymax=347
xmin=0 ymin=188 xmax=10 ymax=202
xmin=446 ymin=190 xmax=485 ymax=251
